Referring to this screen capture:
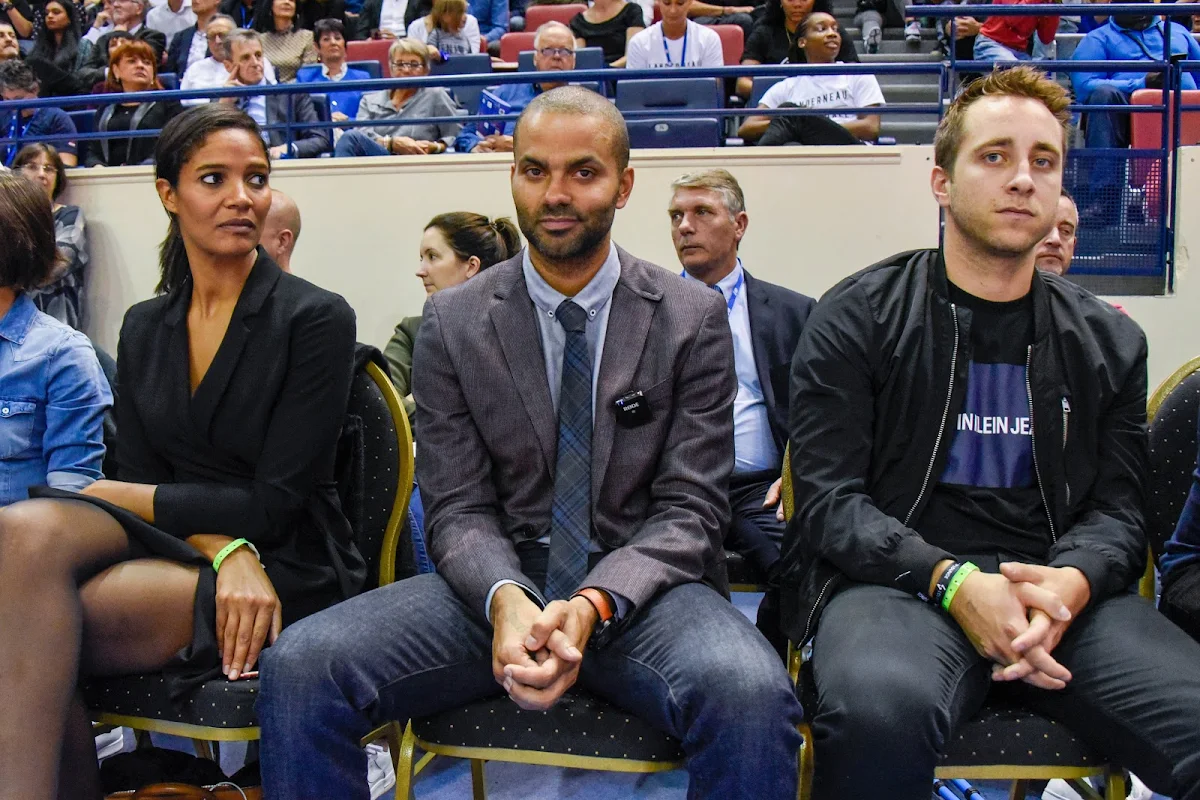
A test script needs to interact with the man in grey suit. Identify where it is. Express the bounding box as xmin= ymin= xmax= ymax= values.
xmin=258 ymin=86 xmax=804 ymax=798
